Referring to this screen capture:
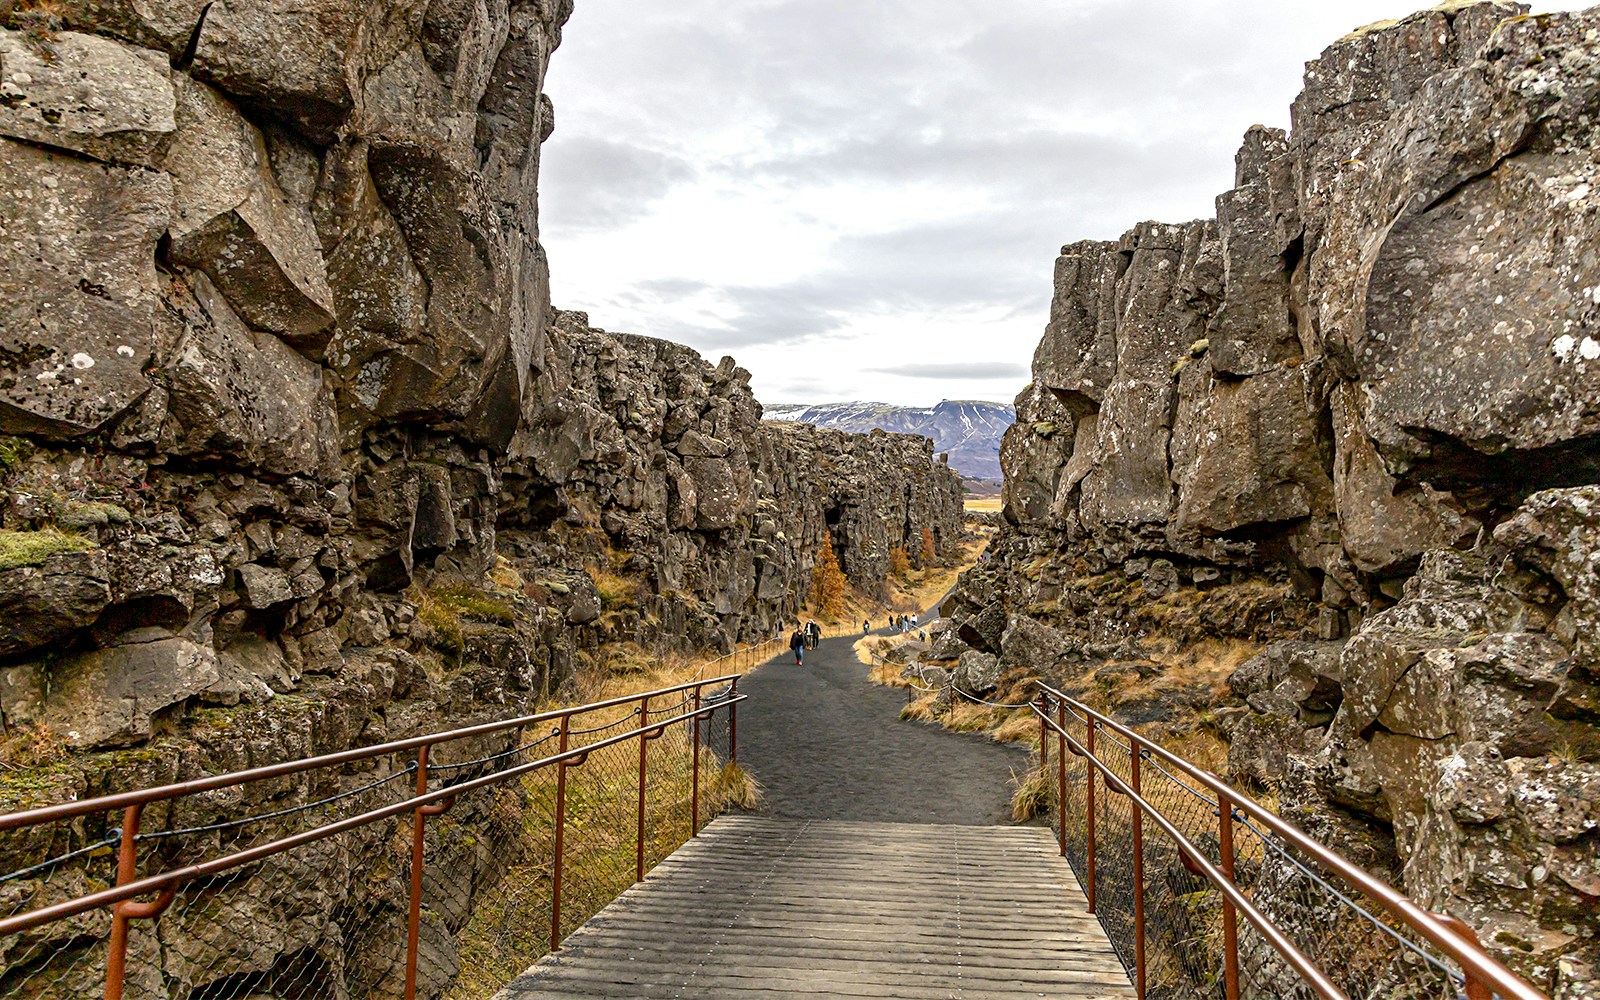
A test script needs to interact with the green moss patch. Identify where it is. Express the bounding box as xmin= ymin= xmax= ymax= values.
xmin=0 ymin=529 xmax=96 ymax=570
